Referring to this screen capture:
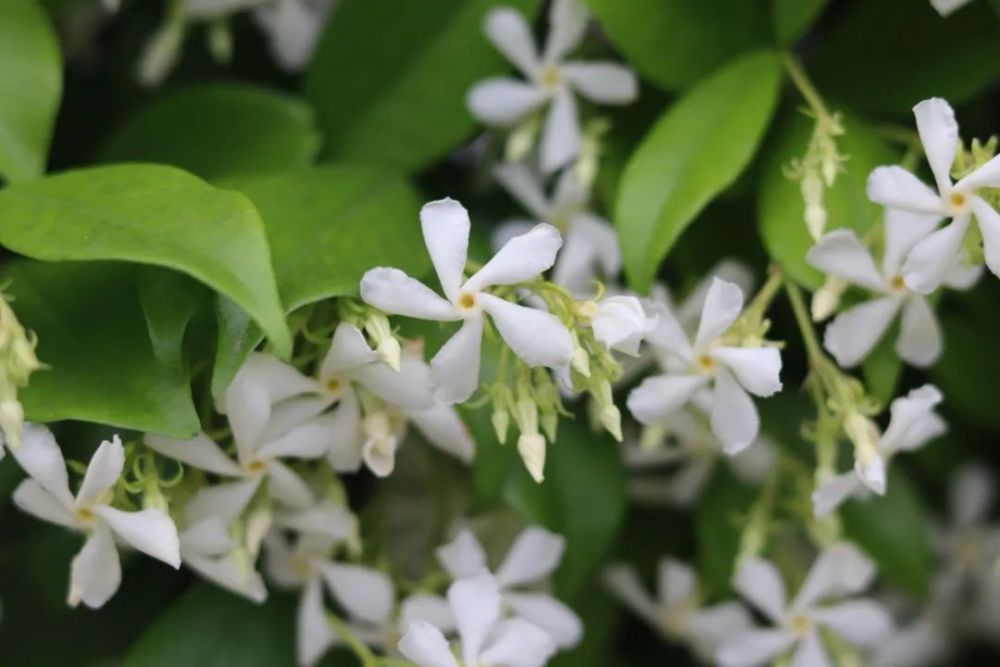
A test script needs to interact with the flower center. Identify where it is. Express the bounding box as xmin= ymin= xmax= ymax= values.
xmin=539 ymin=65 xmax=562 ymax=91
xmin=790 ymin=613 xmax=813 ymax=636
xmin=889 ymin=274 xmax=906 ymax=292
xmin=245 ymin=460 xmax=267 ymax=475
xmin=696 ymin=354 xmax=716 ymax=373
xmin=76 ymin=506 xmax=95 ymax=523
xmin=949 ymin=191 xmax=968 ymax=211
xmin=324 ymin=376 xmax=342 ymax=395
xmin=458 ymin=292 xmax=477 ymax=311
